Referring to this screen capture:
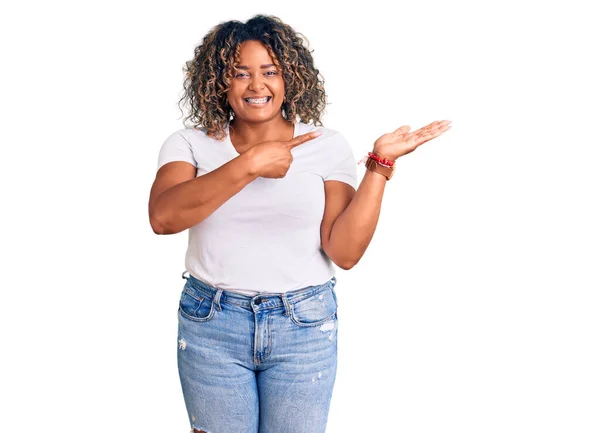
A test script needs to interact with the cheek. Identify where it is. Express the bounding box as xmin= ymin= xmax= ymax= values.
xmin=227 ymin=92 xmax=241 ymax=109
xmin=226 ymin=87 xmax=236 ymax=99
xmin=227 ymin=82 xmax=243 ymax=99
xmin=273 ymin=79 xmax=285 ymax=98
